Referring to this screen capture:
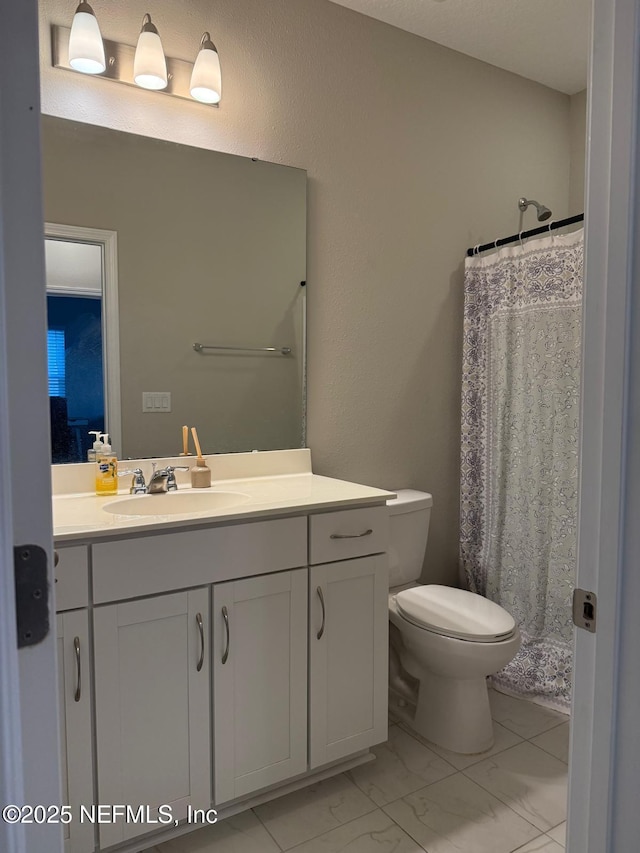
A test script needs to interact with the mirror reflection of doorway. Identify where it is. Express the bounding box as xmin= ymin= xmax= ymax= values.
xmin=44 ymin=225 xmax=120 ymax=463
